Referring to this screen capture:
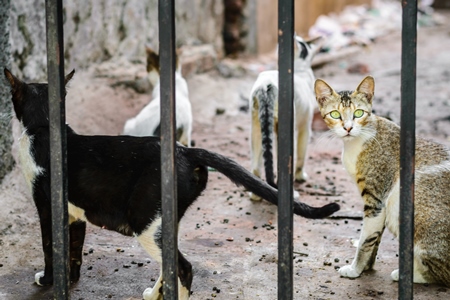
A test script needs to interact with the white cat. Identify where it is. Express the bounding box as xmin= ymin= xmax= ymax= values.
xmin=123 ymin=47 xmax=193 ymax=147
xmin=248 ymin=35 xmax=322 ymax=200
